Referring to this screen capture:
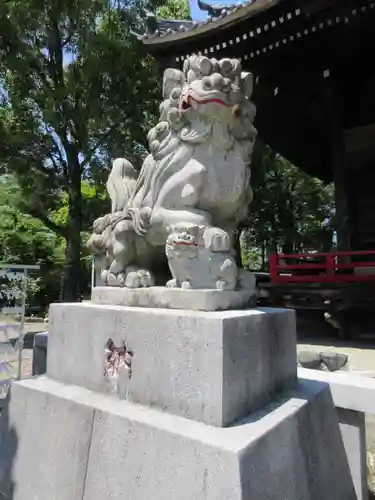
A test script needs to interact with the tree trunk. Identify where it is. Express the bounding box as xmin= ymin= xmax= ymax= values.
xmin=234 ymin=228 xmax=243 ymax=267
xmin=261 ymin=241 xmax=266 ymax=271
xmin=63 ymin=155 xmax=82 ymax=302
